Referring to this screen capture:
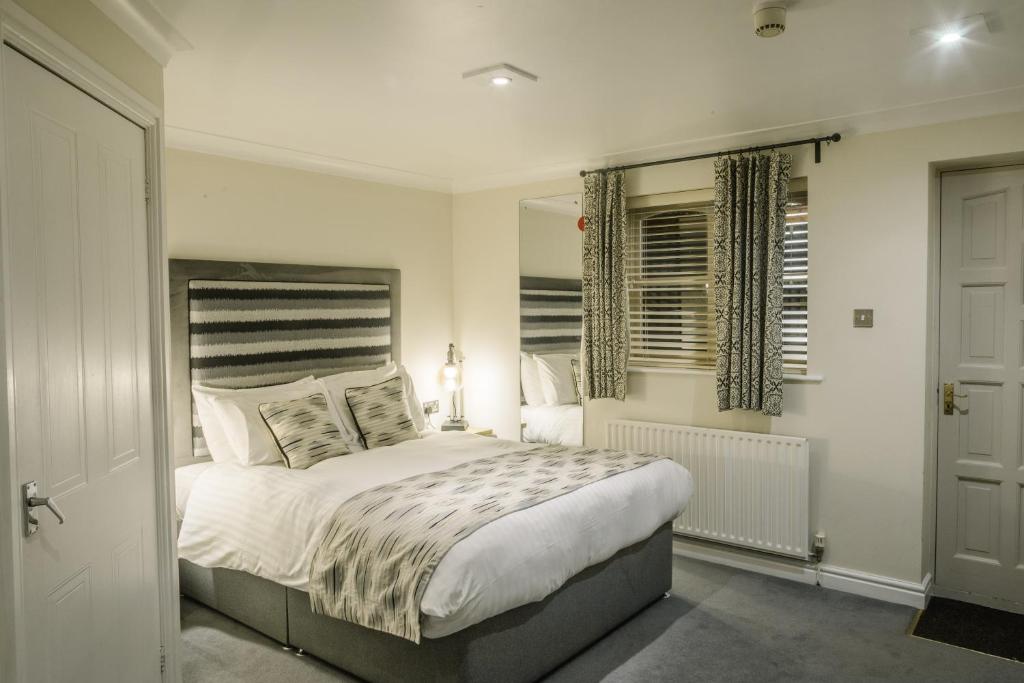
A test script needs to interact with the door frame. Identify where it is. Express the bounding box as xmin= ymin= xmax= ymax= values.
xmin=0 ymin=3 xmax=178 ymax=682
xmin=930 ymin=162 xmax=1024 ymax=612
